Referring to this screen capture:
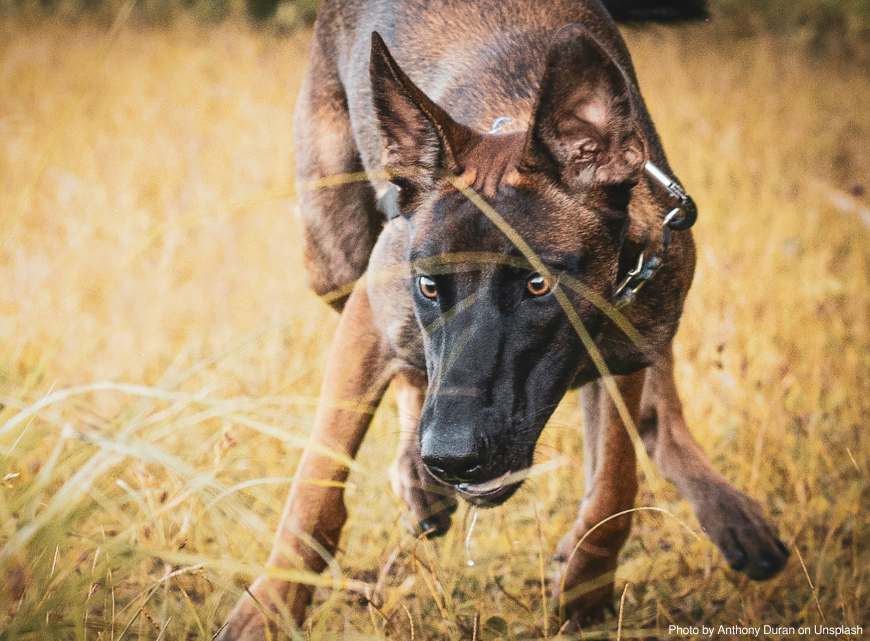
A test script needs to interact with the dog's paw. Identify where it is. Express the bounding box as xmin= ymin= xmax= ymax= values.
xmin=554 ymin=587 xmax=615 ymax=634
xmin=214 ymin=578 xmax=296 ymax=641
xmin=551 ymin=534 xmax=617 ymax=632
xmin=694 ymin=480 xmax=789 ymax=580
xmin=389 ymin=453 xmax=457 ymax=538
